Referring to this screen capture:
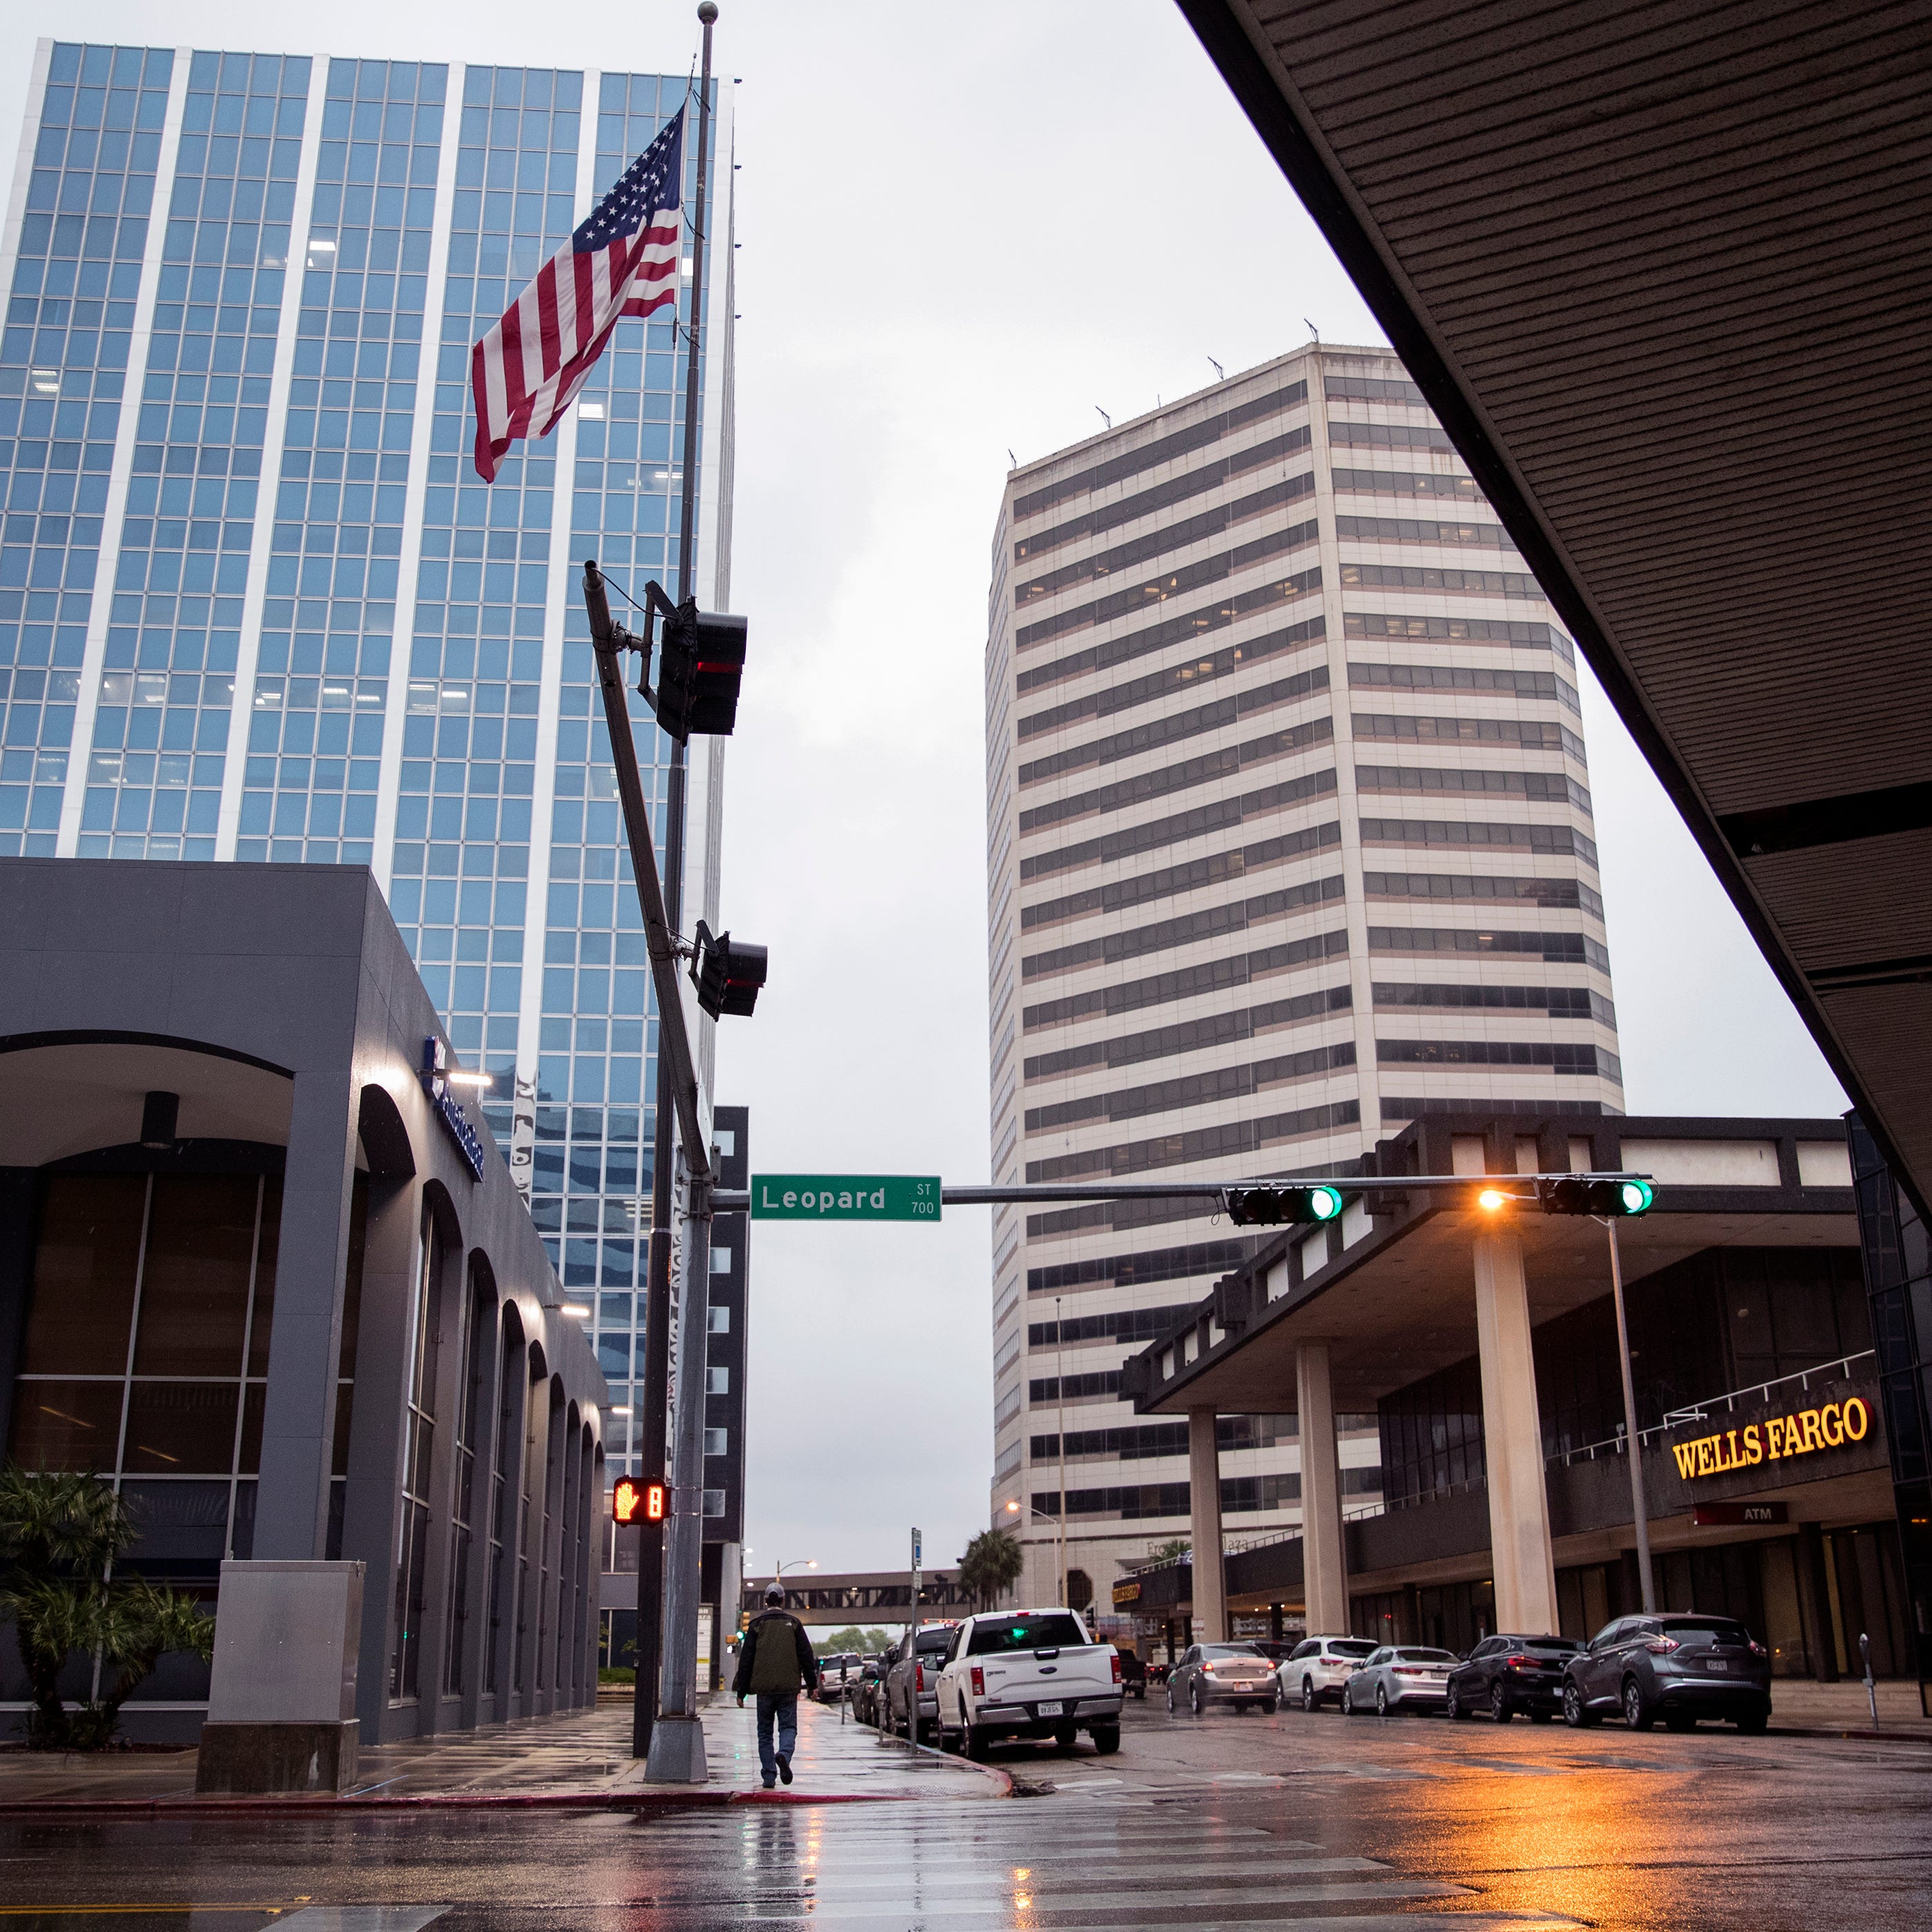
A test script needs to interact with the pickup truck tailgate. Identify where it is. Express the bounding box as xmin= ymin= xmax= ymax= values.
xmin=979 ymin=1646 xmax=1112 ymax=1708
